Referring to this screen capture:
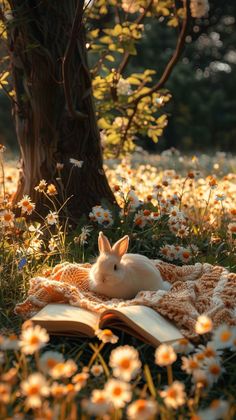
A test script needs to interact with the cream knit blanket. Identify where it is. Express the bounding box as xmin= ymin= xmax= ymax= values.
xmin=15 ymin=261 xmax=236 ymax=340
